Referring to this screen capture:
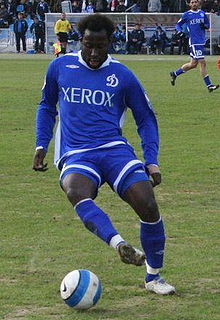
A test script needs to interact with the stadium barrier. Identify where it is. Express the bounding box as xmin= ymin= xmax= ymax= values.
xmin=0 ymin=28 xmax=34 ymax=53
xmin=45 ymin=13 xmax=220 ymax=55
xmin=1 ymin=13 xmax=220 ymax=54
